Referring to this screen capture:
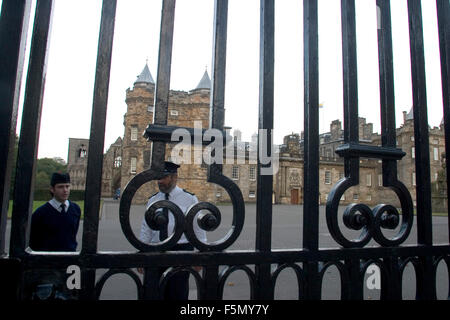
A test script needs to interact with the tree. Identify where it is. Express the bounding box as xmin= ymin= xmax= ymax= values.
xmin=34 ymin=158 xmax=67 ymax=189
xmin=9 ymin=138 xmax=67 ymax=194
